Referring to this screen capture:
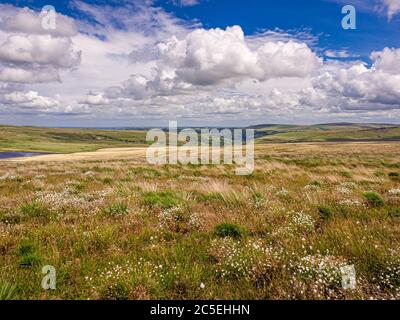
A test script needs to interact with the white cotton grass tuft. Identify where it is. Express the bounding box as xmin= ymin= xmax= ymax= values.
xmin=388 ymin=188 xmax=400 ymax=195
